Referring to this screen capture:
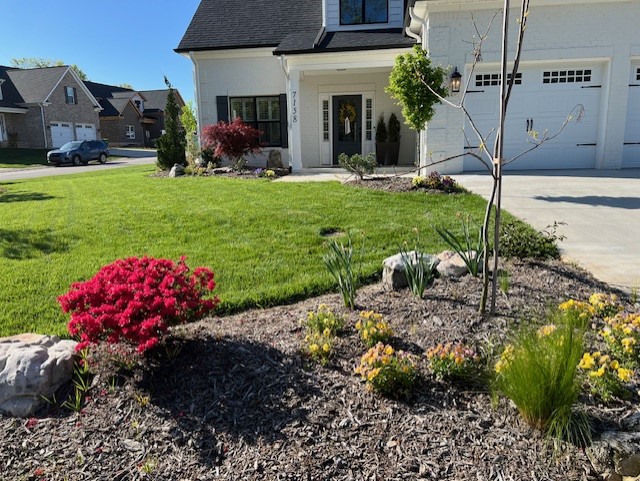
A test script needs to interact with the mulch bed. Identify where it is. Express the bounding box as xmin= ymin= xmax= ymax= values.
xmin=1 ymin=258 xmax=636 ymax=480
